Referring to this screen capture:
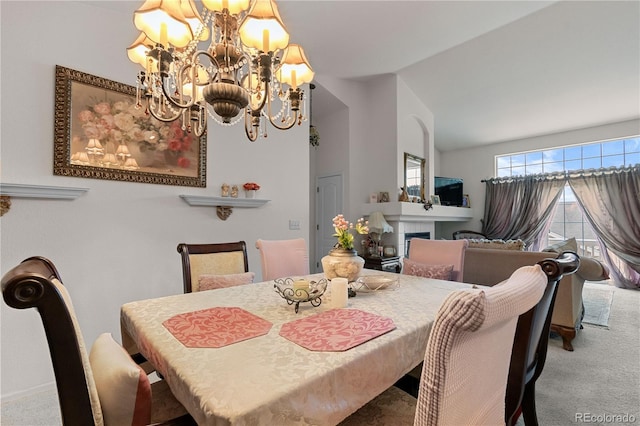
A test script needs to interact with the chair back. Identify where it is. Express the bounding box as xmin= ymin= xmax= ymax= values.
xmin=407 ymin=238 xmax=469 ymax=282
xmin=414 ymin=263 xmax=548 ymax=426
xmin=2 ymin=256 xmax=103 ymax=425
xmin=177 ymin=241 xmax=249 ymax=293
xmin=255 ymin=238 xmax=310 ymax=281
xmin=505 ymin=251 xmax=580 ymax=425
xmin=452 ymin=230 xmax=487 ymax=240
